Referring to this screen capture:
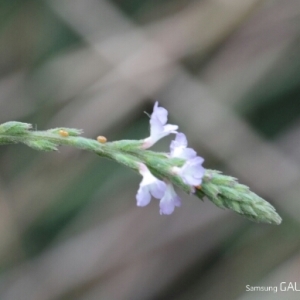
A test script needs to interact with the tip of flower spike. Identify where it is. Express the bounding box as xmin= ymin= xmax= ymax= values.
xmin=197 ymin=170 xmax=282 ymax=225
